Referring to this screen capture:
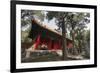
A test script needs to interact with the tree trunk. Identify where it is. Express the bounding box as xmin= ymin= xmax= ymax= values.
xmin=78 ymin=40 xmax=81 ymax=54
xmin=71 ymin=29 xmax=74 ymax=54
xmin=72 ymin=29 xmax=78 ymax=55
xmin=62 ymin=18 xmax=68 ymax=60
